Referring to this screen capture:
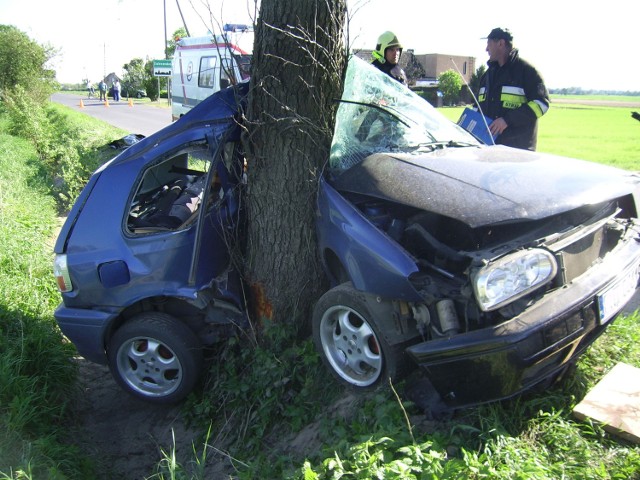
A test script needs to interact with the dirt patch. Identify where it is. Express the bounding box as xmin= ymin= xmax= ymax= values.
xmin=69 ymin=359 xmax=240 ymax=479
xmin=69 ymin=358 xmax=363 ymax=479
